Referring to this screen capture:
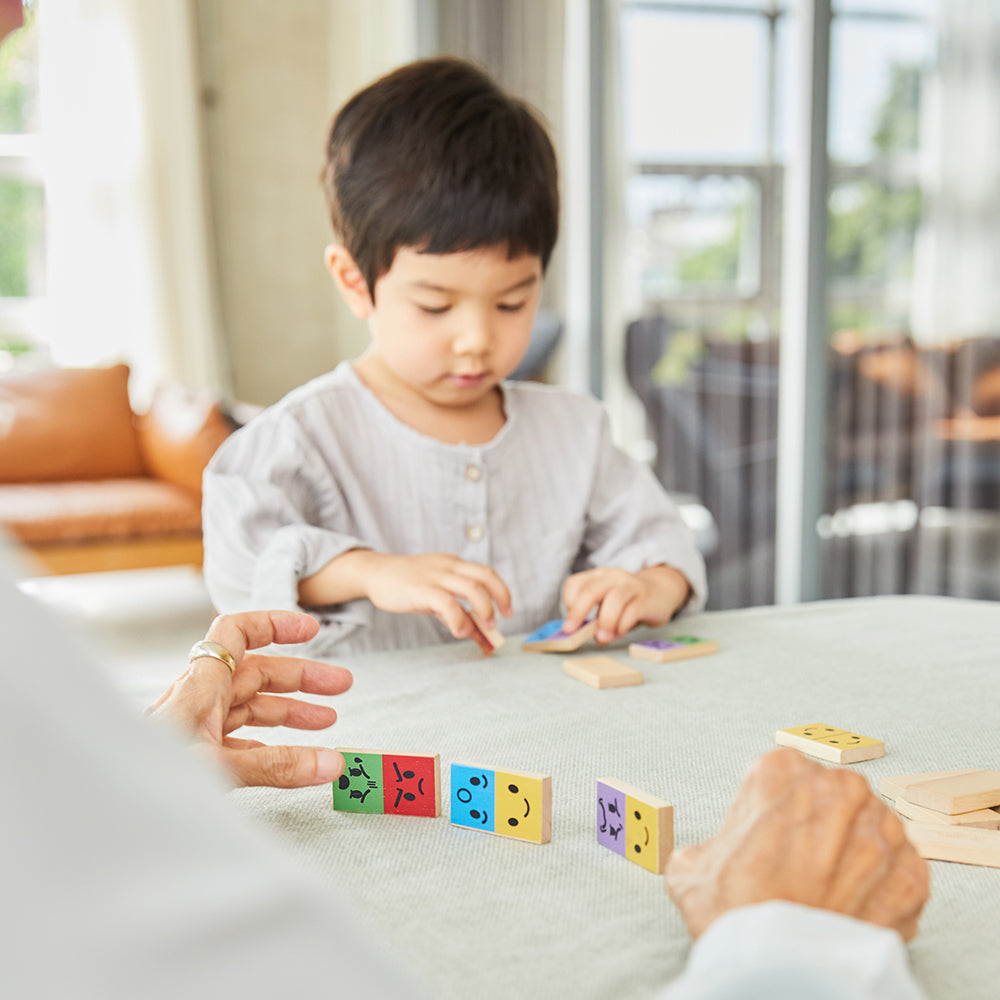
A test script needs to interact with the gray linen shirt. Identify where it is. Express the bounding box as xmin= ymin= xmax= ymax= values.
xmin=202 ymin=362 xmax=707 ymax=655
